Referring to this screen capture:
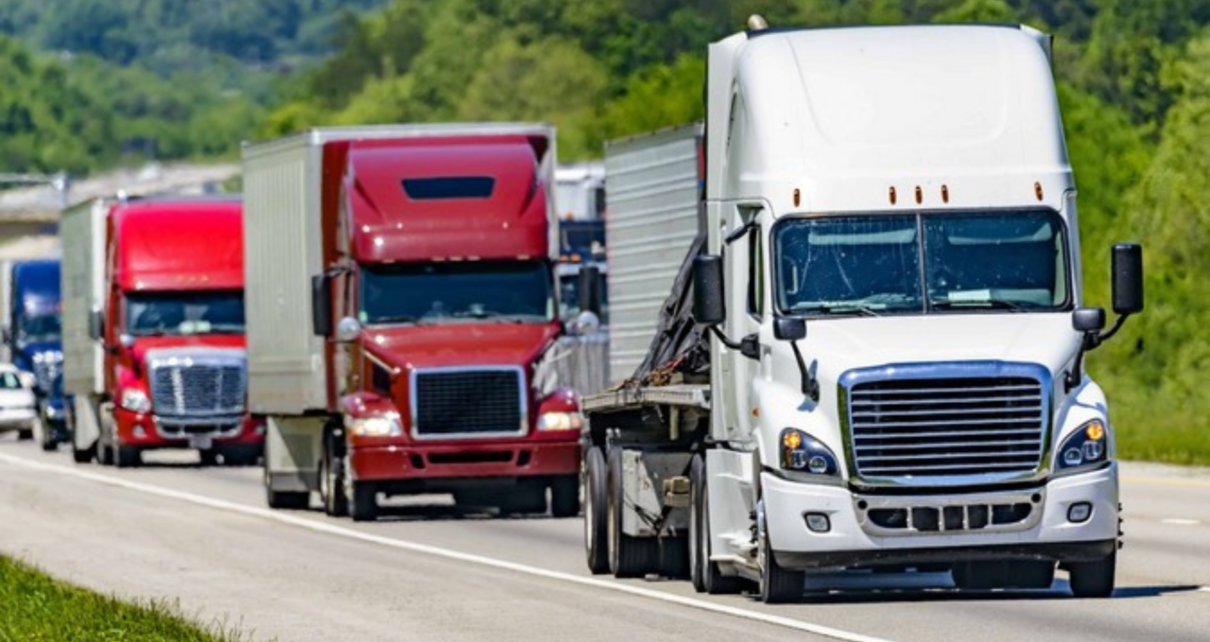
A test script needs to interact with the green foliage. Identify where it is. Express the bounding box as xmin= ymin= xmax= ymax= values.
xmin=0 ymin=555 xmax=248 ymax=641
